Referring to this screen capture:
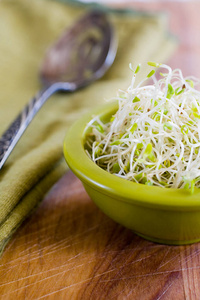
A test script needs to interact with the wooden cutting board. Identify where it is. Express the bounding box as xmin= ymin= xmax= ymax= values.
xmin=0 ymin=171 xmax=200 ymax=299
xmin=1 ymin=2 xmax=200 ymax=299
